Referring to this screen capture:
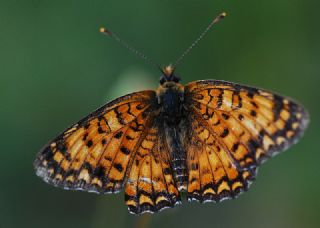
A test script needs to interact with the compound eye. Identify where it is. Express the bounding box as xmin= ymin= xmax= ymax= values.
xmin=172 ymin=75 xmax=181 ymax=83
xmin=159 ymin=76 xmax=166 ymax=84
